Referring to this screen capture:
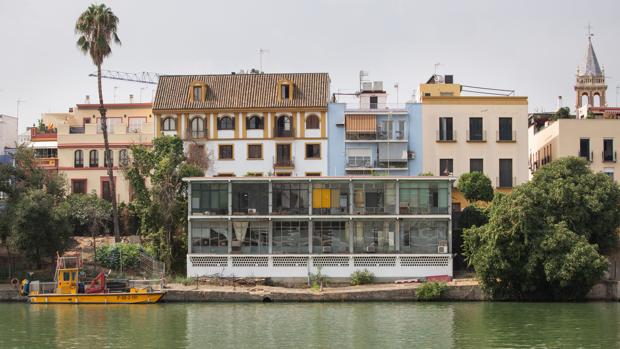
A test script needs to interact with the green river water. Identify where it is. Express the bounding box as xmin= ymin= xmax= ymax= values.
xmin=0 ymin=302 xmax=618 ymax=348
